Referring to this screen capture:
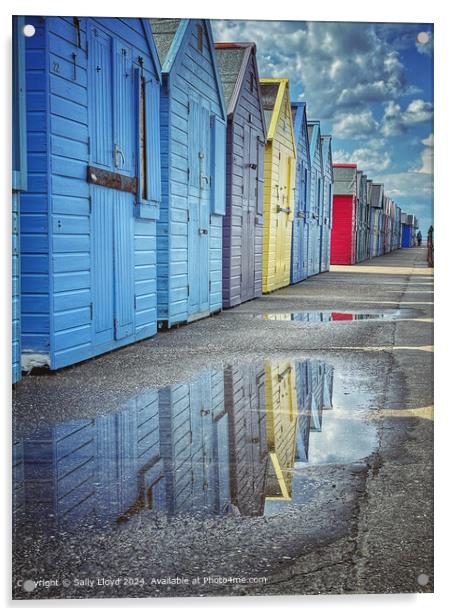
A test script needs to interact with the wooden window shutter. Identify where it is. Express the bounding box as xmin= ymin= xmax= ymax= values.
xmin=256 ymin=138 xmax=265 ymax=216
xmin=210 ymin=115 xmax=226 ymax=215
xmin=145 ymin=75 xmax=161 ymax=207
